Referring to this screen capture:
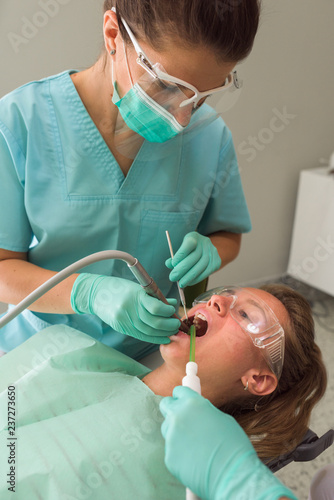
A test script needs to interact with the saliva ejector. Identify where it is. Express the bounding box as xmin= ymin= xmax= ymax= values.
xmin=182 ymin=324 xmax=201 ymax=500
xmin=0 ymin=250 xmax=190 ymax=332
xmin=183 ymin=325 xmax=201 ymax=394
